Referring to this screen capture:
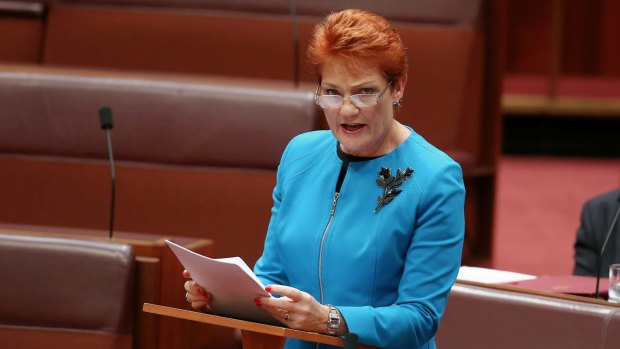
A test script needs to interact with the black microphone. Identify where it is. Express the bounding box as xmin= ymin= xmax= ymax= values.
xmin=594 ymin=195 xmax=620 ymax=299
xmin=98 ymin=106 xmax=116 ymax=240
